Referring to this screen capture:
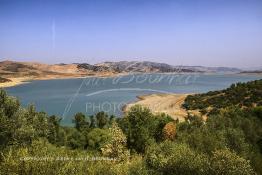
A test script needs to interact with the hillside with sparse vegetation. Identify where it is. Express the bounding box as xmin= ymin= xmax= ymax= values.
xmin=183 ymin=79 xmax=262 ymax=116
